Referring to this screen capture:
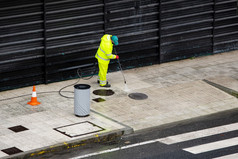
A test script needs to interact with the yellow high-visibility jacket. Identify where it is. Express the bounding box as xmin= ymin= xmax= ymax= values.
xmin=95 ymin=34 xmax=116 ymax=64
